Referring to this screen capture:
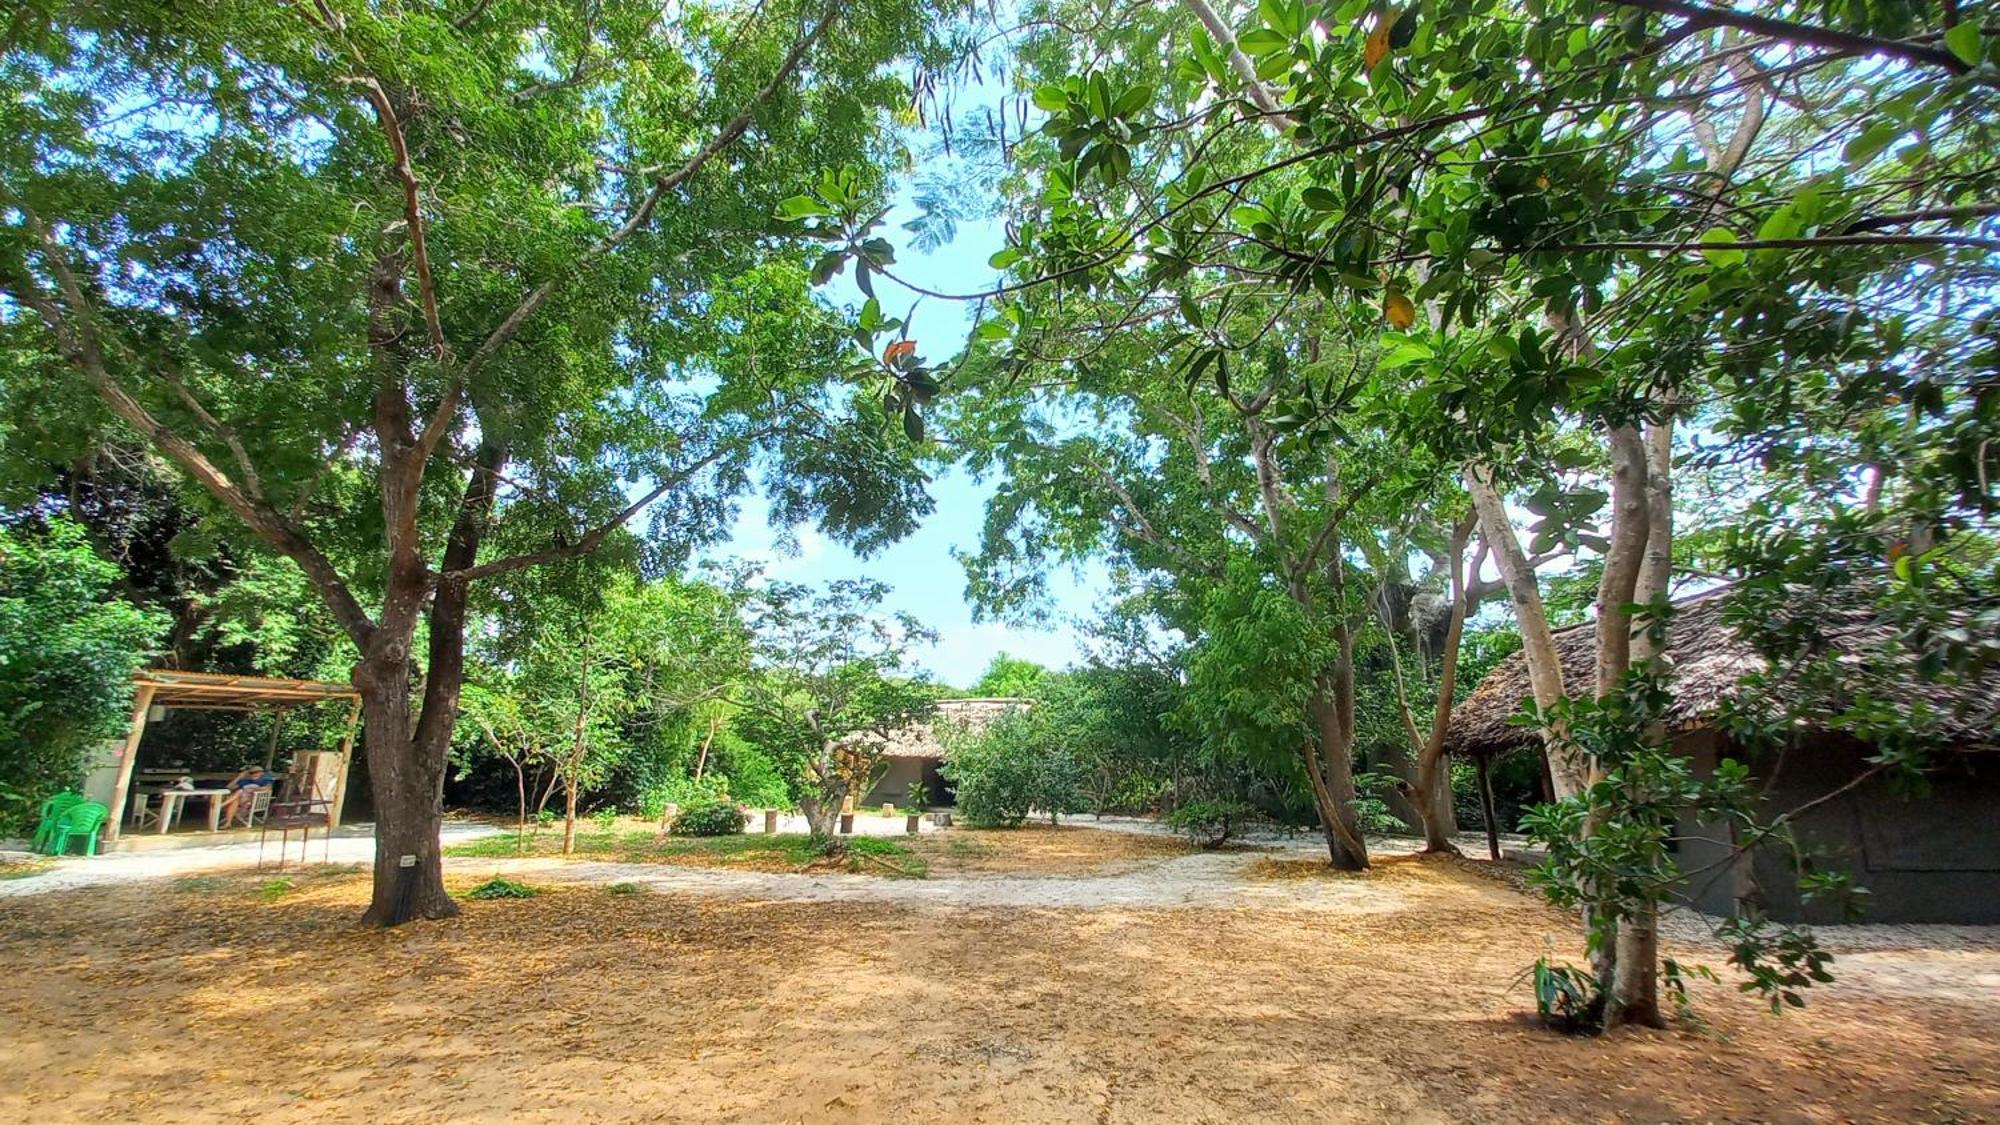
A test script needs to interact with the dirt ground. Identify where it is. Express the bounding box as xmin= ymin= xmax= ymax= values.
xmin=2 ymin=830 xmax=1995 ymax=1124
